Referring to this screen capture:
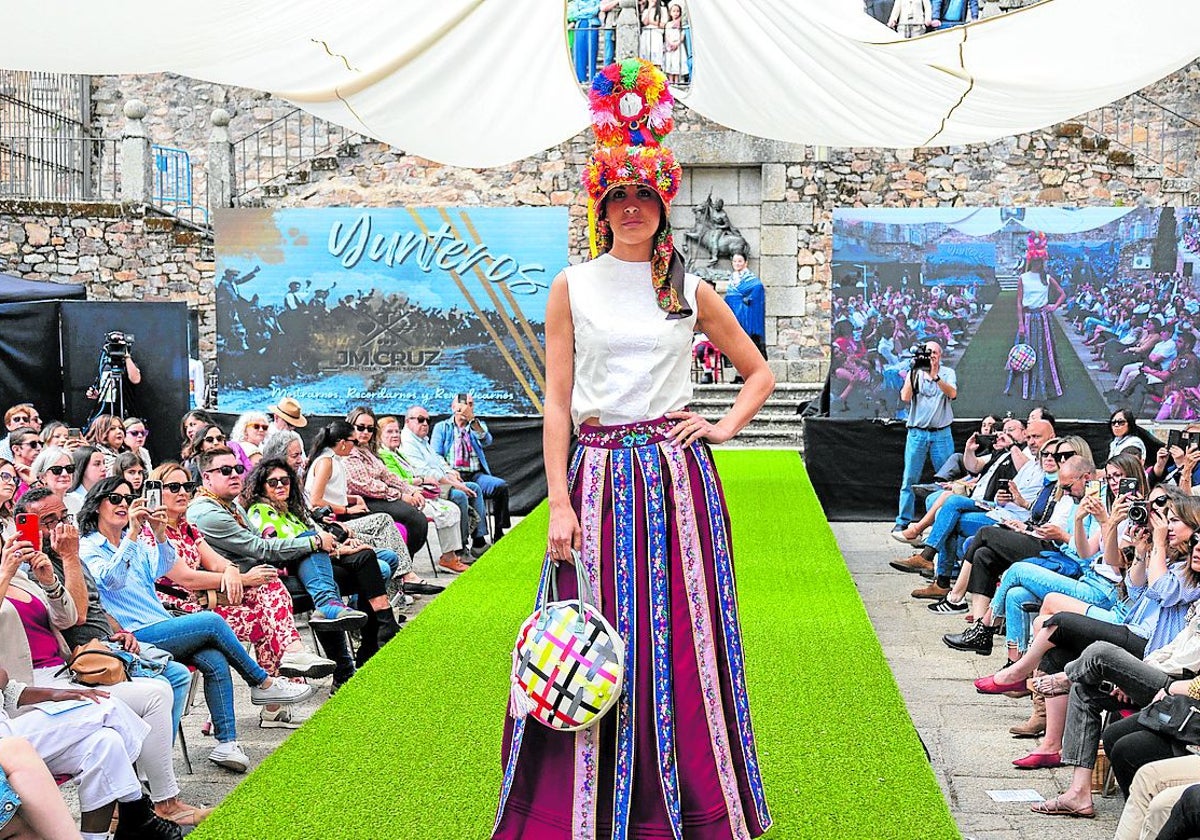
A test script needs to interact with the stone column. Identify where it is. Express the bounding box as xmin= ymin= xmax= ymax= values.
xmin=120 ymin=100 xmax=153 ymax=203
xmin=616 ymin=0 xmax=639 ymax=61
xmin=208 ymin=108 xmax=234 ymax=209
